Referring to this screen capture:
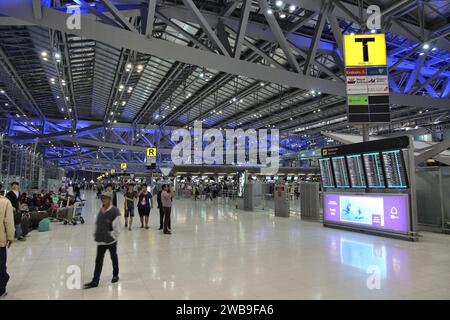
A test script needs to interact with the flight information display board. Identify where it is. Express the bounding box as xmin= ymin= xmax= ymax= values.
xmin=346 ymin=154 xmax=367 ymax=188
xmin=331 ymin=156 xmax=350 ymax=188
xmin=382 ymin=150 xmax=408 ymax=188
xmin=363 ymin=152 xmax=386 ymax=188
xmin=319 ymin=158 xmax=335 ymax=188
xmin=320 ymin=137 xmax=410 ymax=190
